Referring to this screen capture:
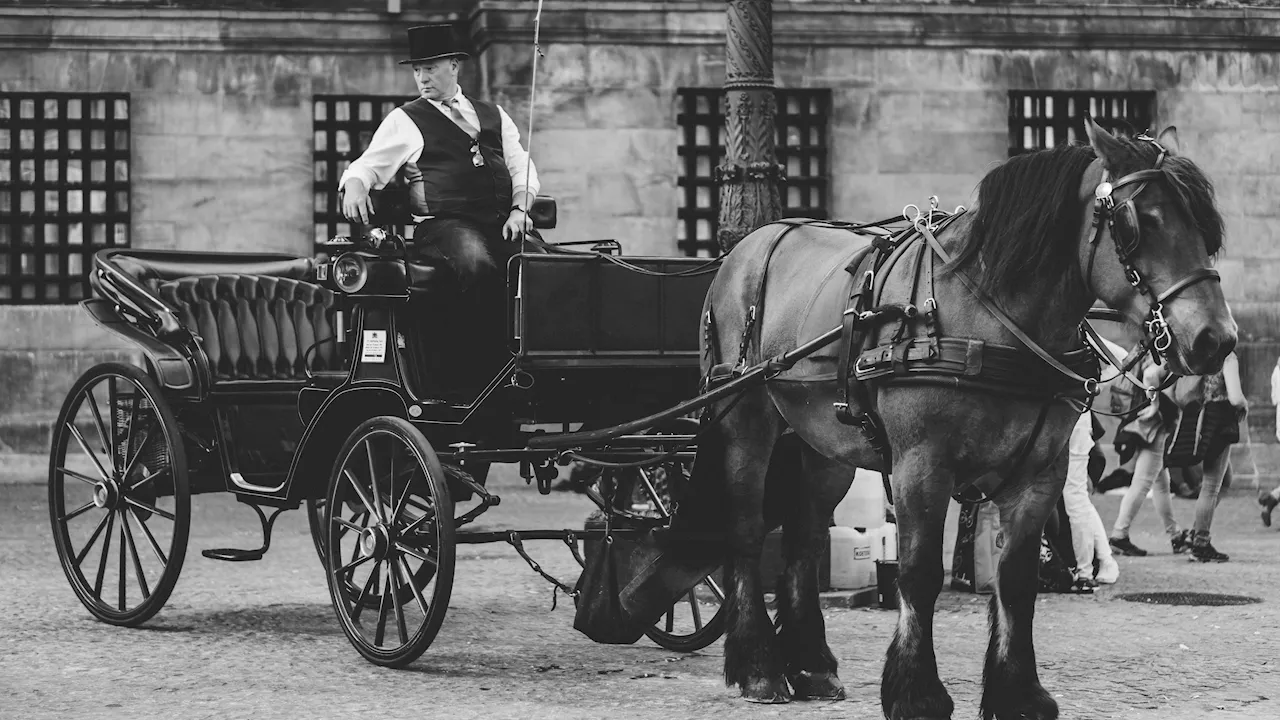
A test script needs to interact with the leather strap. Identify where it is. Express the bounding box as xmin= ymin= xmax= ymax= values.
xmin=921 ymin=226 xmax=1099 ymax=395
xmin=1156 ymin=267 xmax=1220 ymax=304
